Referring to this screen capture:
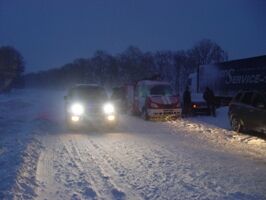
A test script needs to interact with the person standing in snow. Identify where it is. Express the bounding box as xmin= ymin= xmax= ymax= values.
xmin=182 ymin=86 xmax=192 ymax=117
xmin=203 ymin=87 xmax=216 ymax=117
